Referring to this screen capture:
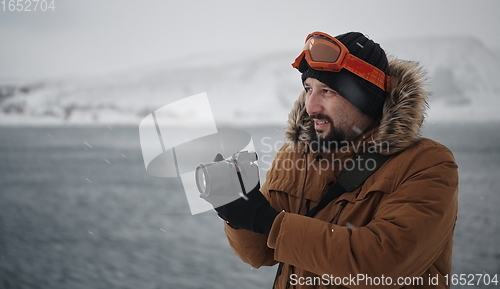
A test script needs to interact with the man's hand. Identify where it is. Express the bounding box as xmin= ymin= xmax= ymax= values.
xmin=210 ymin=184 xmax=279 ymax=235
